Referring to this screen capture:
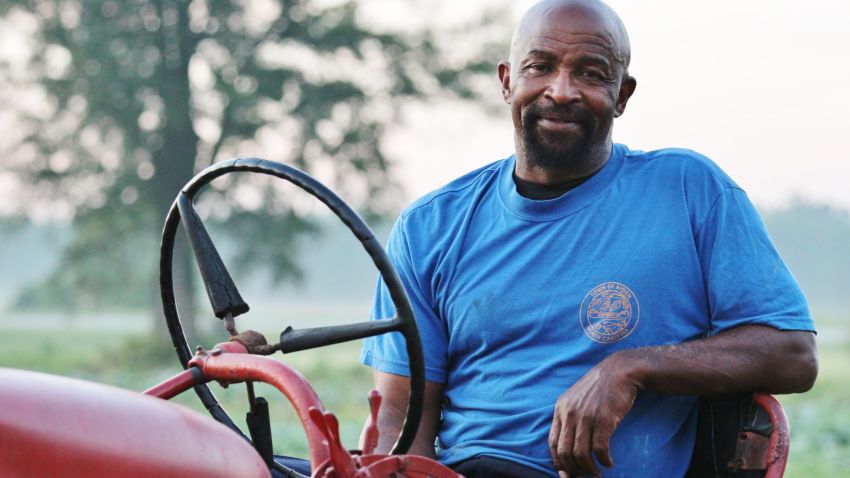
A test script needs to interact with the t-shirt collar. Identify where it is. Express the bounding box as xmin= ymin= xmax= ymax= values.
xmin=498 ymin=143 xmax=626 ymax=221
